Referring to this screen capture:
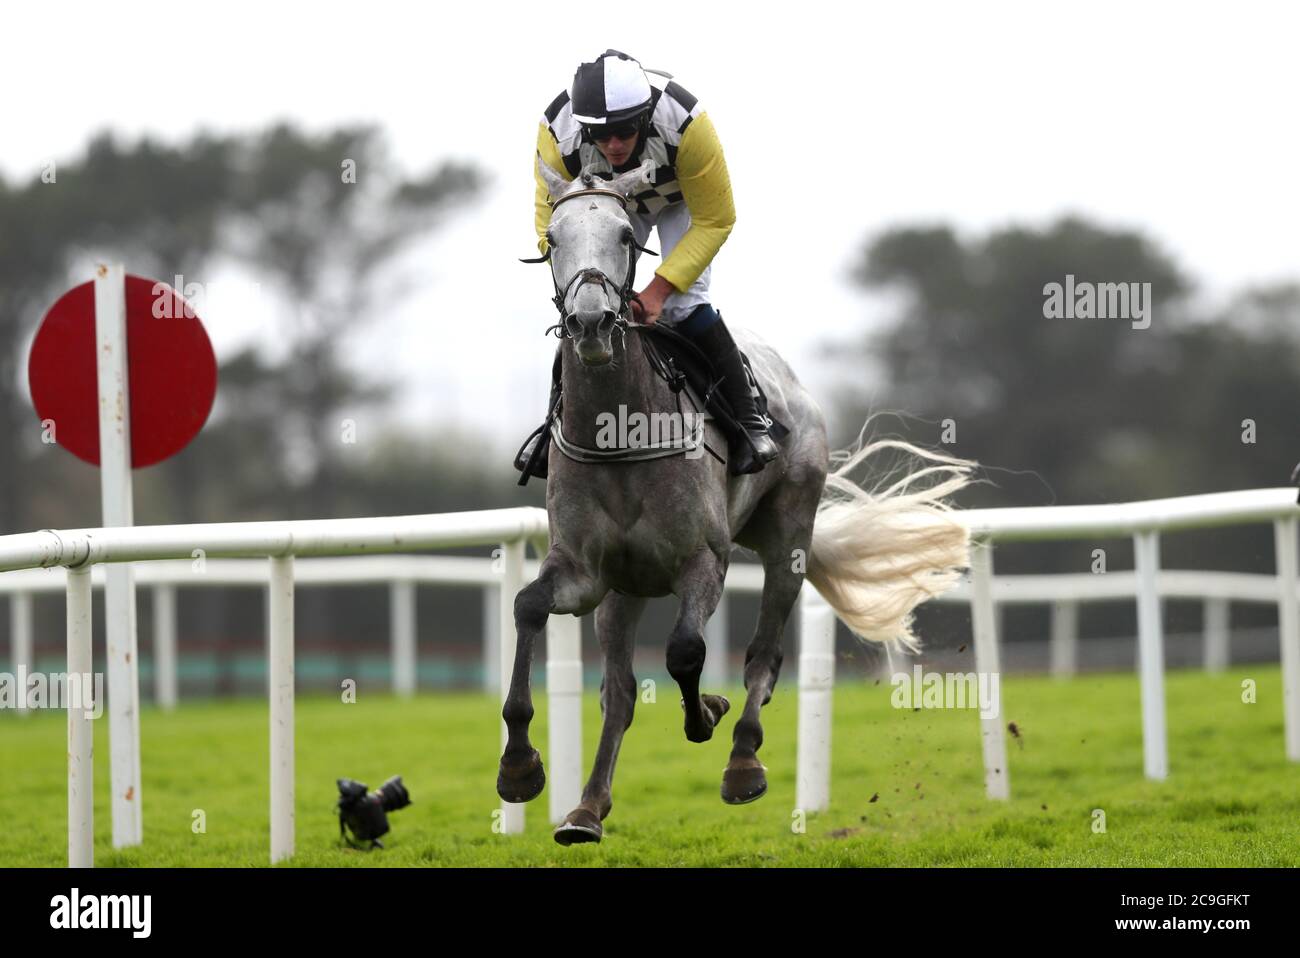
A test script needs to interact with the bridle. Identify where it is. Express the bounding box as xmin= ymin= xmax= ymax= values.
xmin=515 ymin=183 xmax=728 ymax=470
xmin=519 ymin=185 xmax=658 ymax=337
